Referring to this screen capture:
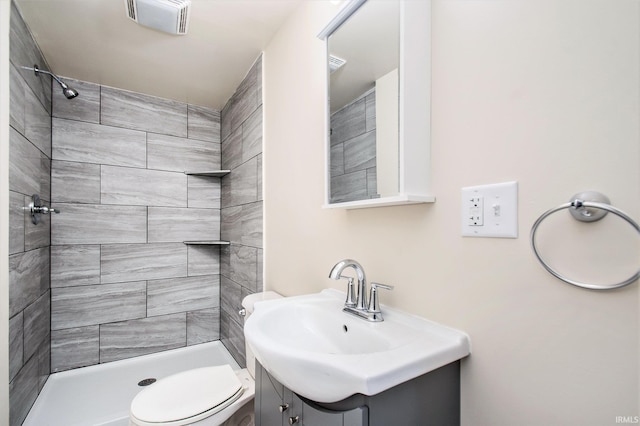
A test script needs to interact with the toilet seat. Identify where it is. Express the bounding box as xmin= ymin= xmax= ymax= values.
xmin=130 ymin=365 xmax=244 ymax=426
